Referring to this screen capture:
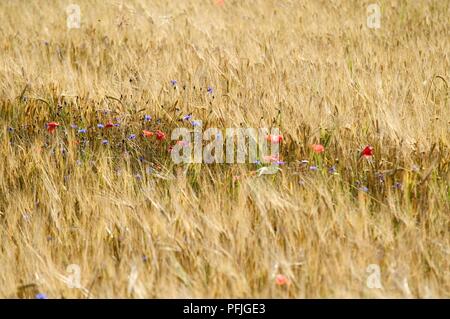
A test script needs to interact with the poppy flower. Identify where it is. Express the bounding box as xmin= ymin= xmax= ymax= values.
xmin=361 ymin=145 xmax=374 ymax=158
xmin=275 ymin=274 xmax=288 ymax=286
xmin=105 ymin=122 xmax=114 ymax=128
xmin=155 ymin=130 xmax=166 ymax=141
xmin=142 ymin=130 xmax=154 ymax=138
xmin=311 ymin=144 xmax=325 ymax=153
xmin=46 ymin=122 xmax=60 ymax=133
xmin=266 ymin=134 xmax=283 ymax=143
